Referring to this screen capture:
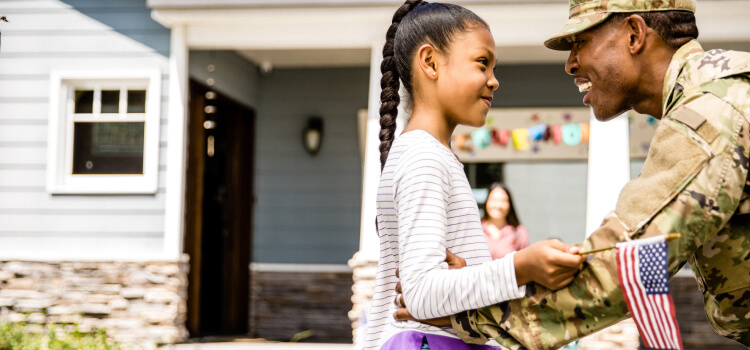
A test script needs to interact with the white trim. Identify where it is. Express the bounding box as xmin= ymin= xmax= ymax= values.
xmin=46 ymin=69 xmax=162 ymax=195
xmin=250 ymin=263 xmax=353 ymax=273
xmin=356 ymin=43 xmax=384 ymax=263
xmin=585 ymin=110 xmax=630 ymax=237
xmin=163 ymin=25 xmax=189 ymax=261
